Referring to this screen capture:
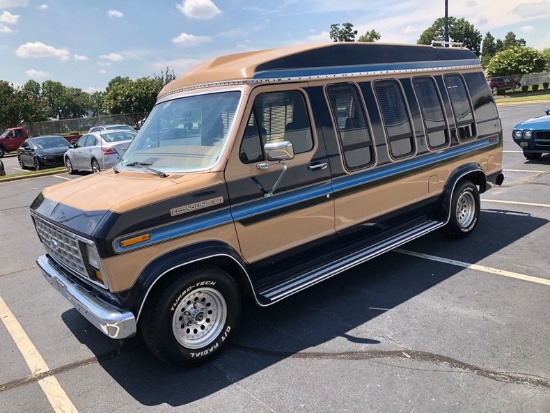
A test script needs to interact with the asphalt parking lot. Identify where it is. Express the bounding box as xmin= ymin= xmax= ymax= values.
xmin=0 ymin=102 xmax=549 ymax=412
